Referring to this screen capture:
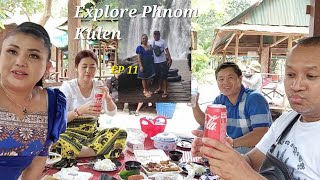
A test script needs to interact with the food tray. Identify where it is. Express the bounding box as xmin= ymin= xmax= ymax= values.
xmin=134 ymin=149 xmax=169 ymax=165
xmin=141 ymin=161 xmax=183 ymax=176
